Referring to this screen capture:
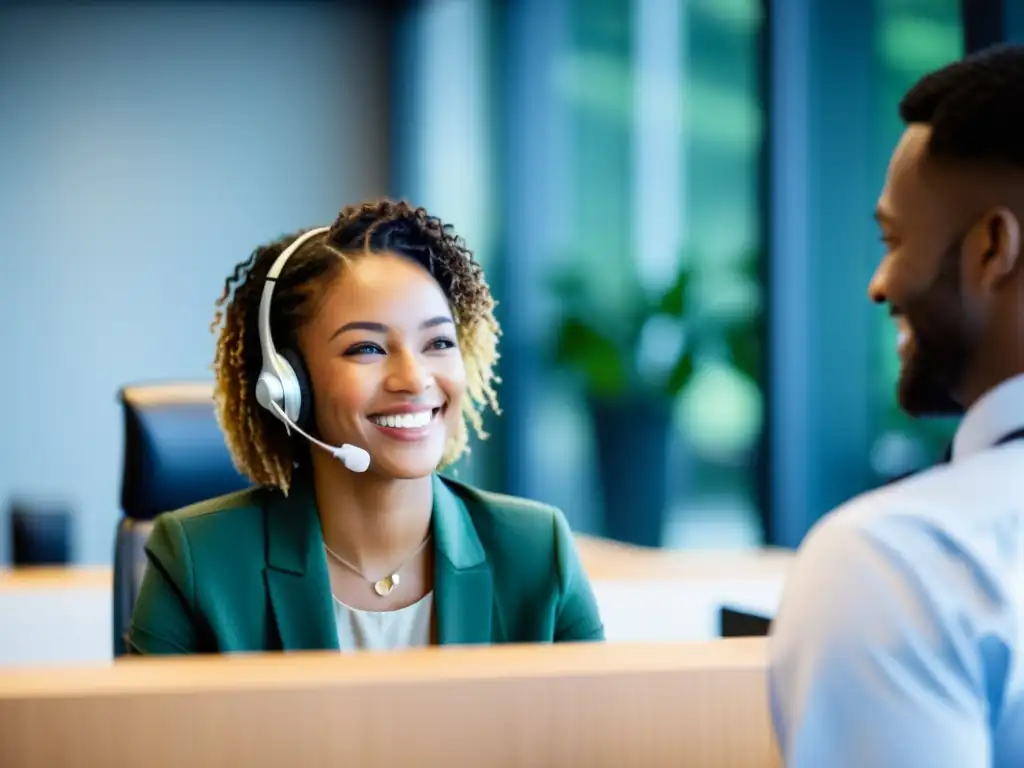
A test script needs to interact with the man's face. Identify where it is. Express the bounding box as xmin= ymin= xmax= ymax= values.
xmin=869 ymin=125 xmax=979 ymax=416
